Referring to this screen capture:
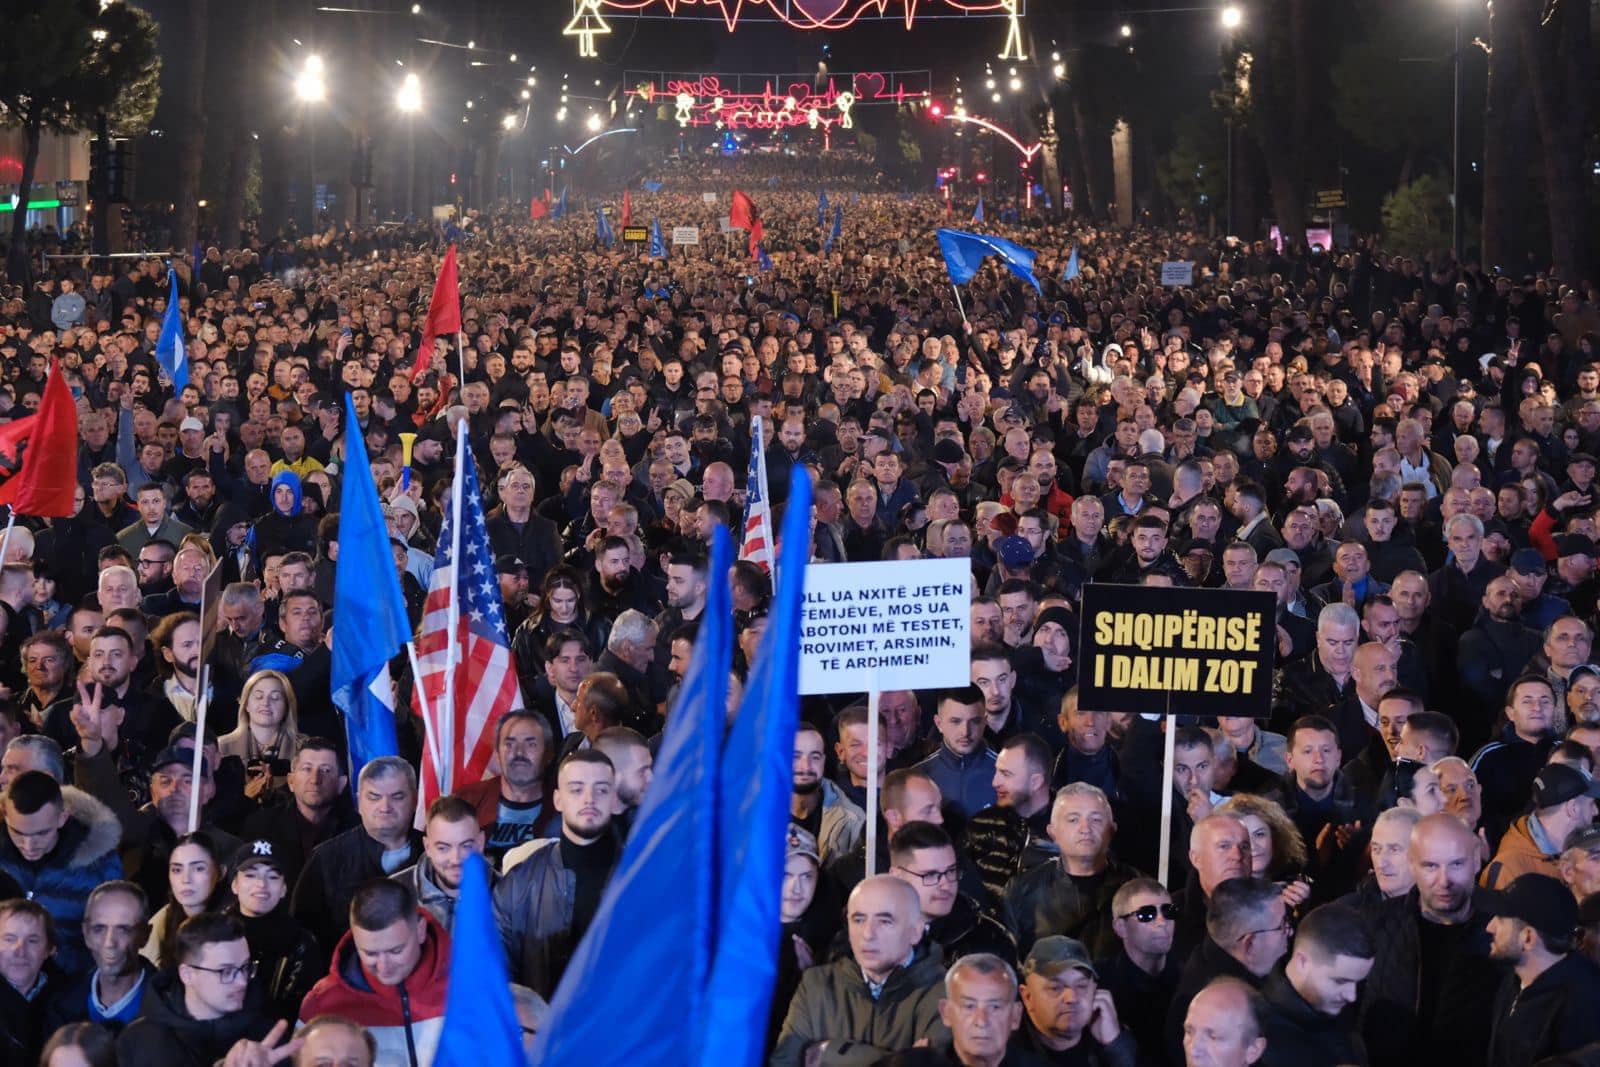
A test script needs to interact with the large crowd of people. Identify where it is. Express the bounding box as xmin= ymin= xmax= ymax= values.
xmin=0 ymin=144 xmax=1599 ymax=1067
